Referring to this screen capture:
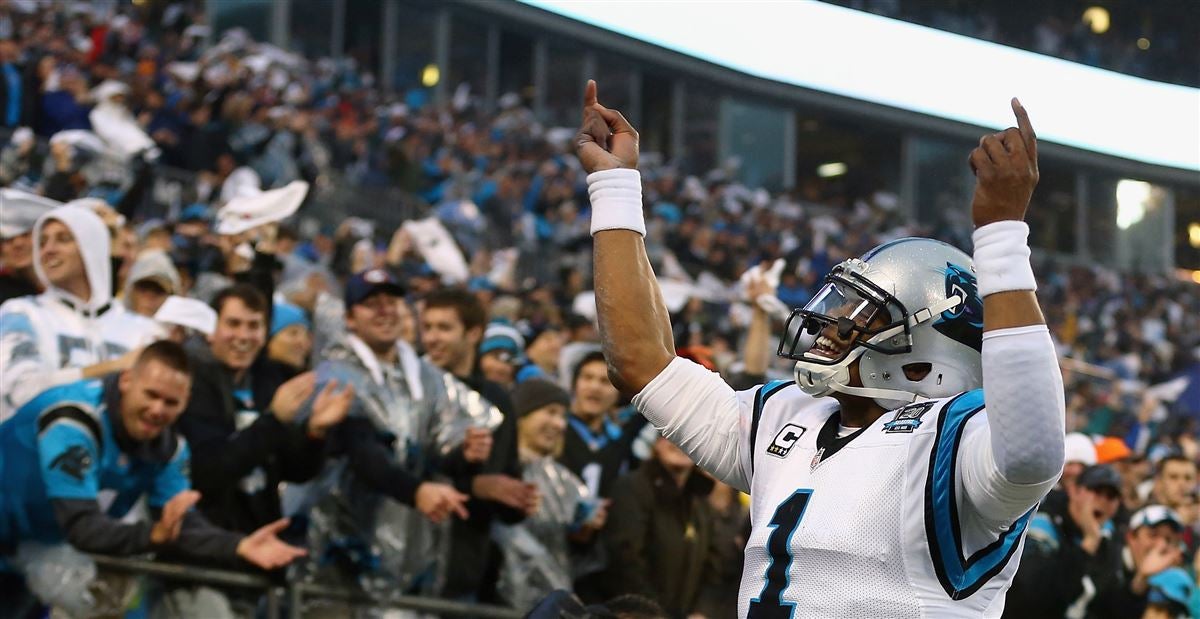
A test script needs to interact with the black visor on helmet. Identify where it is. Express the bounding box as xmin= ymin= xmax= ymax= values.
xmin=777 ymin=267 xmax=910 ymax=365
